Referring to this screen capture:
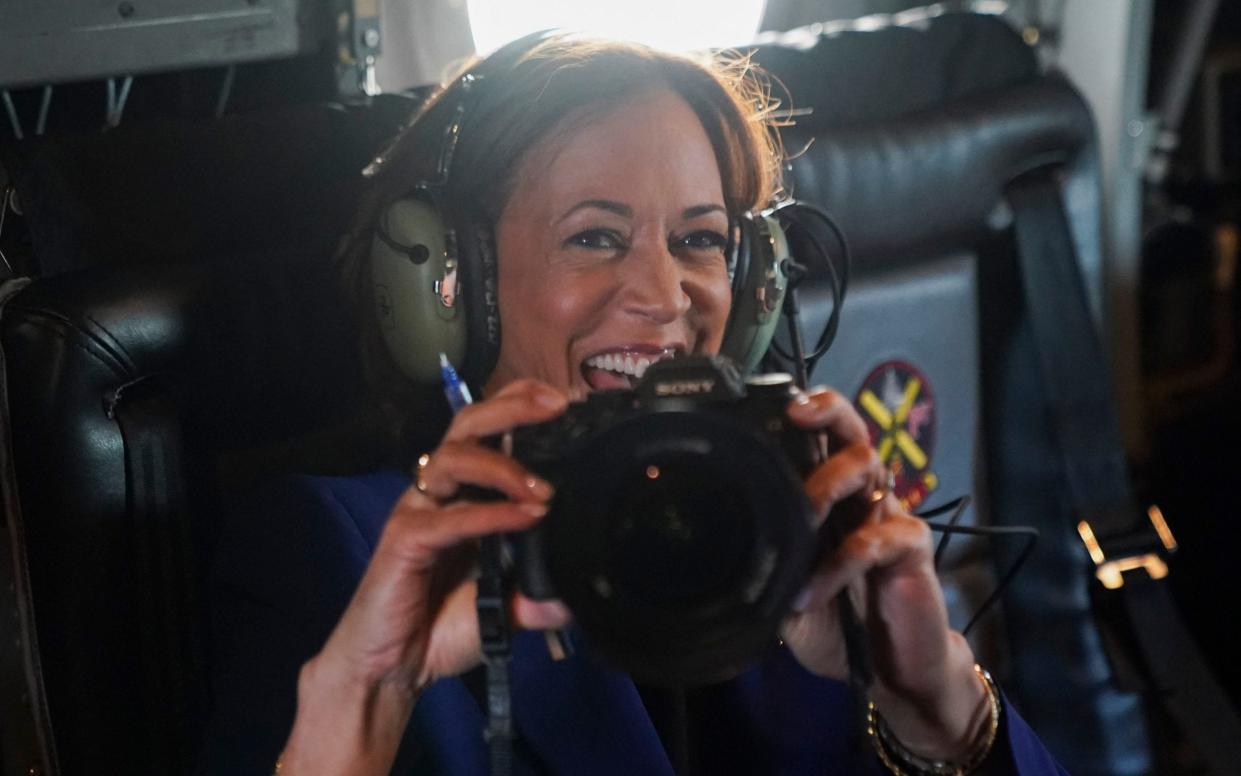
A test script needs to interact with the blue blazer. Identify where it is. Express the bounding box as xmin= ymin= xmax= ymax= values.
xmin=200 ymin=470 xmax=1068 ymax=775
